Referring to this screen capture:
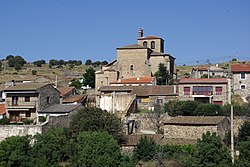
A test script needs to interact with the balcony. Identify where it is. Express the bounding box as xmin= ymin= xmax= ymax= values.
xmin=6 ymin=101 xmax=36 ymax=109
